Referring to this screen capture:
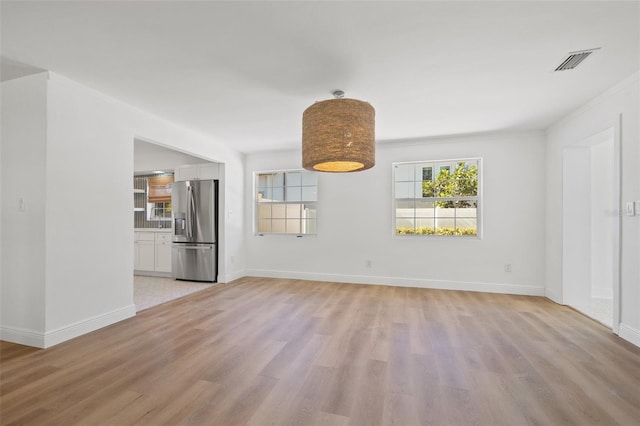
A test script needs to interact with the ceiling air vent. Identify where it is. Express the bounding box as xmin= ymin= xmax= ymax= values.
xmin=554 ymin=48 xmax=600 ymax=71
